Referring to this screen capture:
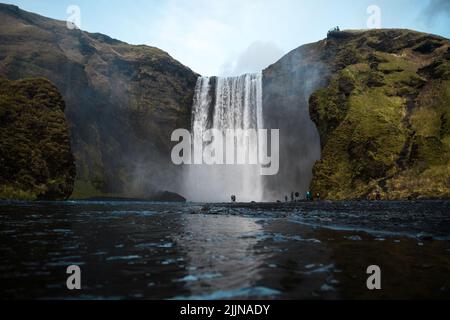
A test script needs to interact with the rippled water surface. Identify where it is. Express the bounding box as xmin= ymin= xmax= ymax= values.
xmin=0 ymin=200 xmax=449 ymax=299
